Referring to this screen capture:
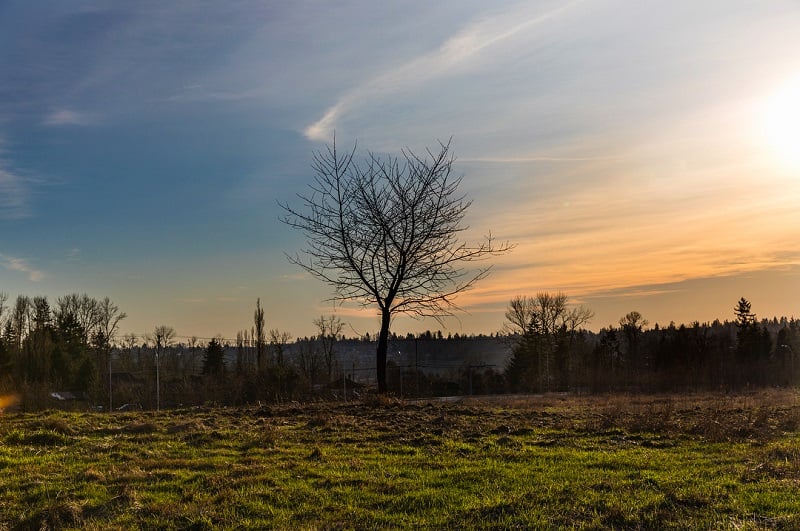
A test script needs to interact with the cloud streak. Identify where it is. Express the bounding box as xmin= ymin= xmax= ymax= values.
xmin=0 ymin=144 xmax=31 ymax=220
xmin=0 ymin=254 xmax=44 ymax=282
xmin=0 ymin=168 xmax=28 ymax=219
xmin=1 ymin=2 xmax=798 ymax=339
xmin=455 ymin=144 xmax=800 ymax=315
xmin=304 ymin=1 xmax=580 ymax=142
xmin=42 ymin=109 xmax=94 ymax=126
